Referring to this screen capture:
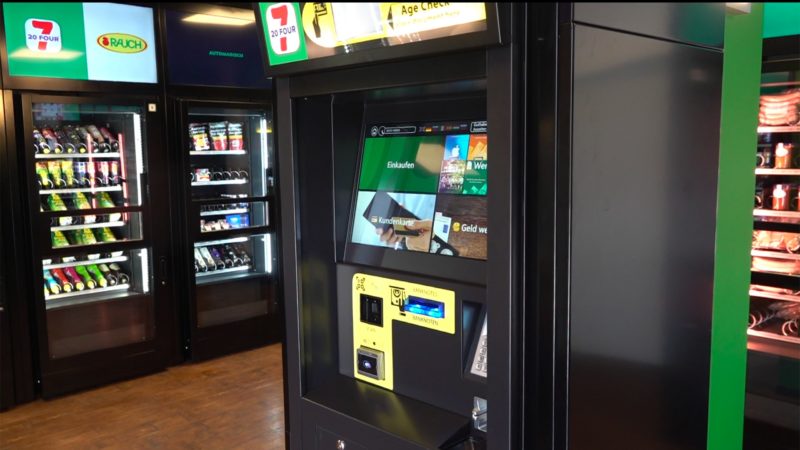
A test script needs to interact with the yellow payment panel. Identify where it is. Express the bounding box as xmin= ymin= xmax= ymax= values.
xmin=352 ymin=273 xmax=455 ymax=390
